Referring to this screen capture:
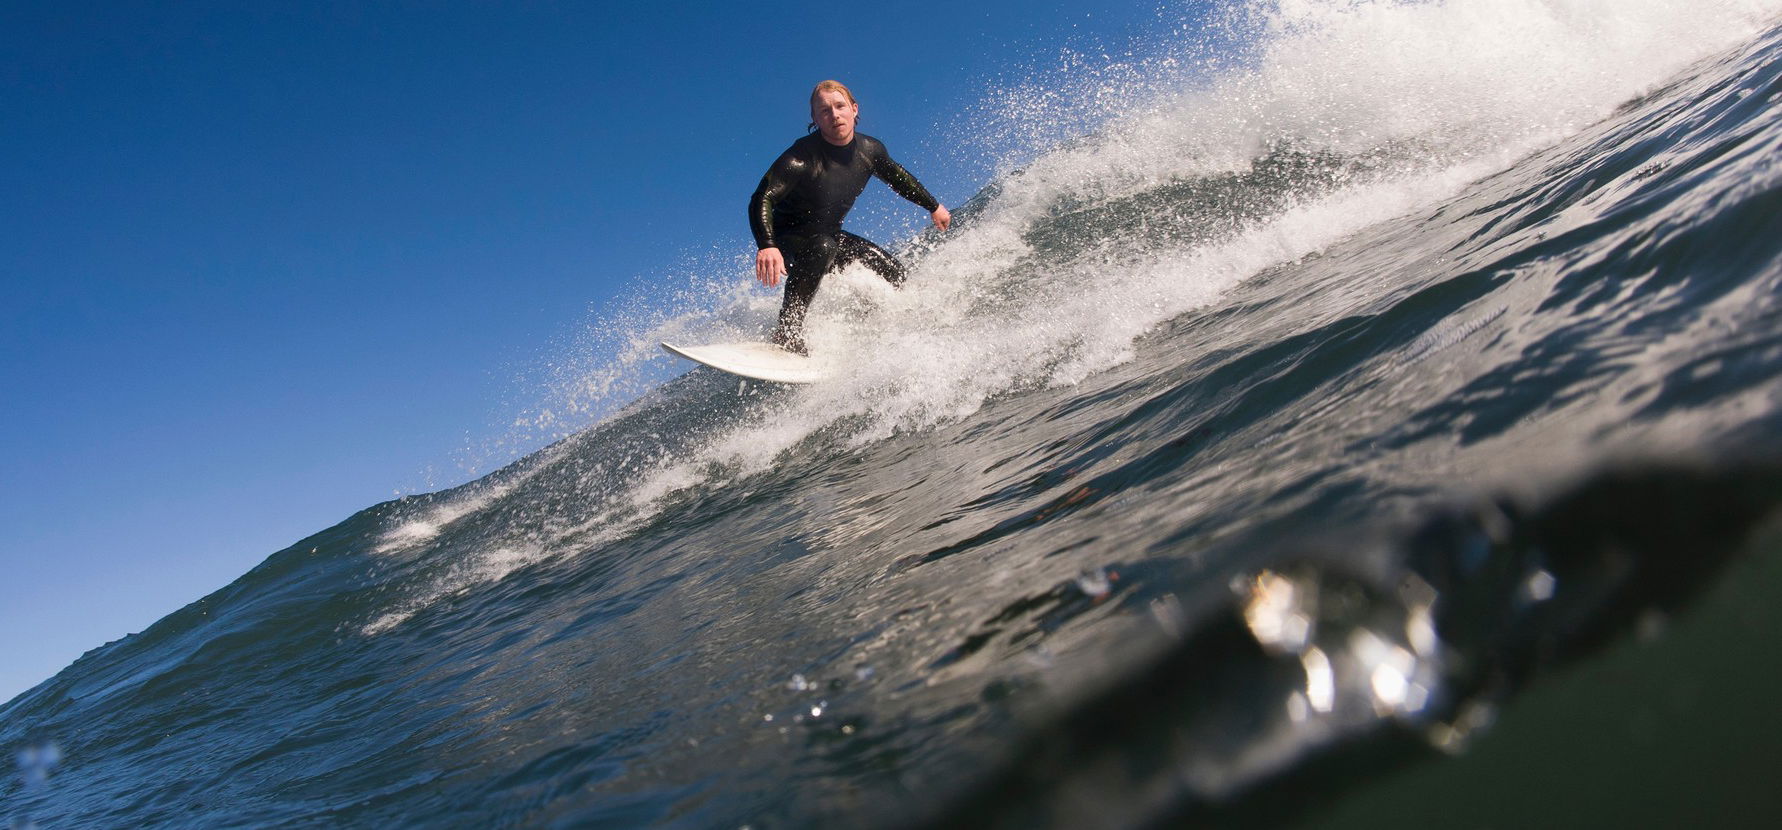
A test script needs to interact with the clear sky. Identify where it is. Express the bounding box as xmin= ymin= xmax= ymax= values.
xmin=0 ymin=1 xmax=1200 ymax=704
